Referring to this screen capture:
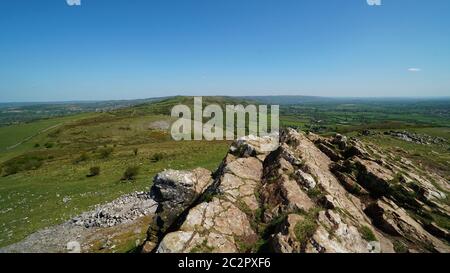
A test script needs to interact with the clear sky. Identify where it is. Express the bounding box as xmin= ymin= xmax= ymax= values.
xmin=0 ymin=0 xmax=449 ymax=102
